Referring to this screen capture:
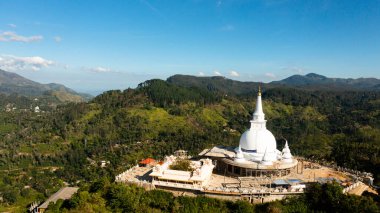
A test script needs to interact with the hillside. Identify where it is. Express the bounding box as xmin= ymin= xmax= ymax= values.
xmin=168 ymin=73 xmax=380 ymax=95
xmin=0 ymin=69 xmax=91 ymax=102
xmin=167 ymin=75 xmax=266 ymax=96
xmin=273 ymin=73 xmax=380 ymax=90
xmin=0 ymin=78 xmax=379 ymax=211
